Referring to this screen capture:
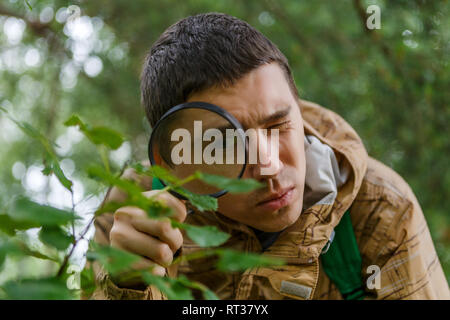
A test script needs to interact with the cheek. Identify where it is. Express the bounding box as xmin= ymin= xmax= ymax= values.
xmin=279 ymin=129 xmax=305 ymax=168
xmin=217 ymin=193 xmax=248 ymax=219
